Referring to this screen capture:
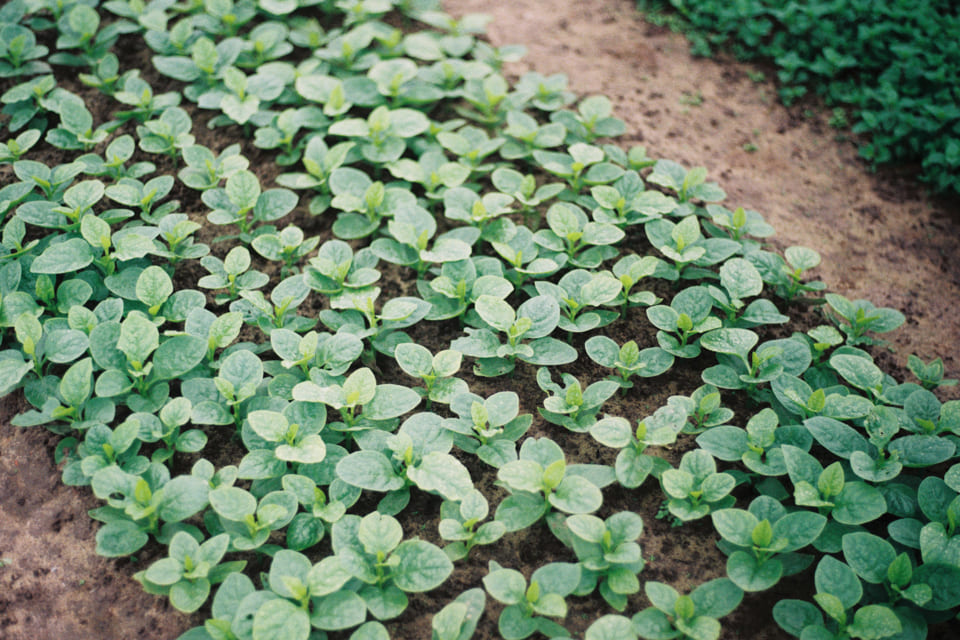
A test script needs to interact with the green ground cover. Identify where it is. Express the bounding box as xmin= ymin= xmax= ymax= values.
xmin=637 ymin=0 xmax=960 ymax=196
